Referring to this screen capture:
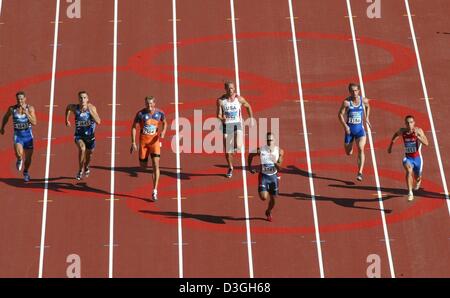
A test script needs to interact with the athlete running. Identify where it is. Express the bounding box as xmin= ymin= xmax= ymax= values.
xmin=217 ymin=81 xmax=254 ymax=178
xmin=388 ymin=115 xmax=428 ymax=202
xmin=65 ymin=91 xmax=101 ymax=180
xmin=130 ymin=96 xmax=167 ymax=202
xmin=248 ymin=132 xmax=284 ymax=222
xmin=0 ymin=91 xmax=37 ymax=182
xmin=338 ymin=83 xmax=371 ymax=181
